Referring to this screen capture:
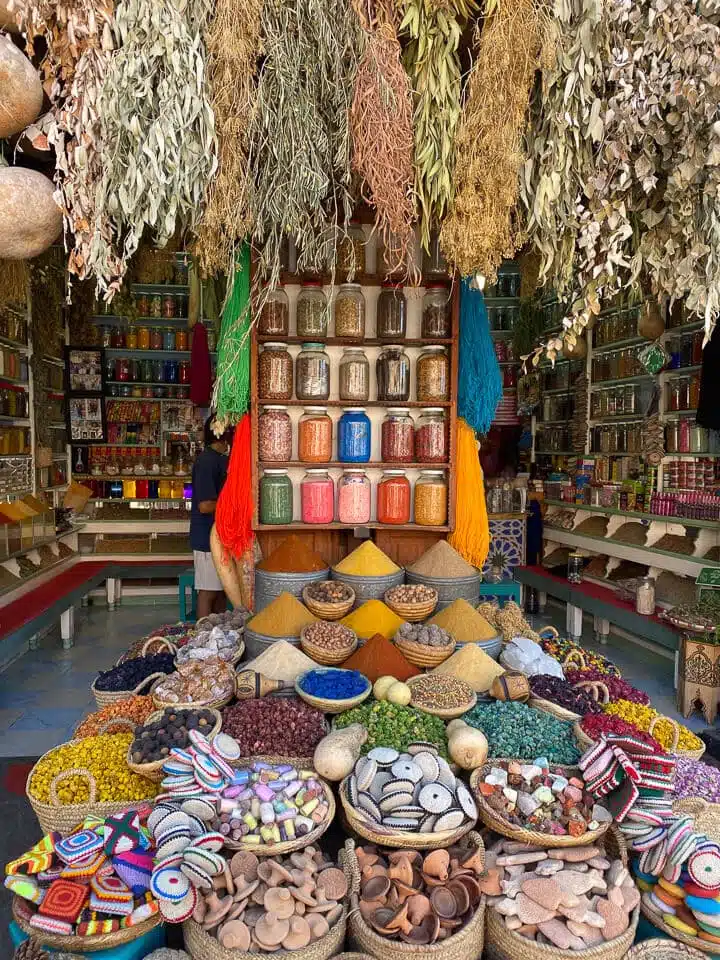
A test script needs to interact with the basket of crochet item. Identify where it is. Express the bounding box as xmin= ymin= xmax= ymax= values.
xmin=12 ymin=897 xmax=160 ymax=953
